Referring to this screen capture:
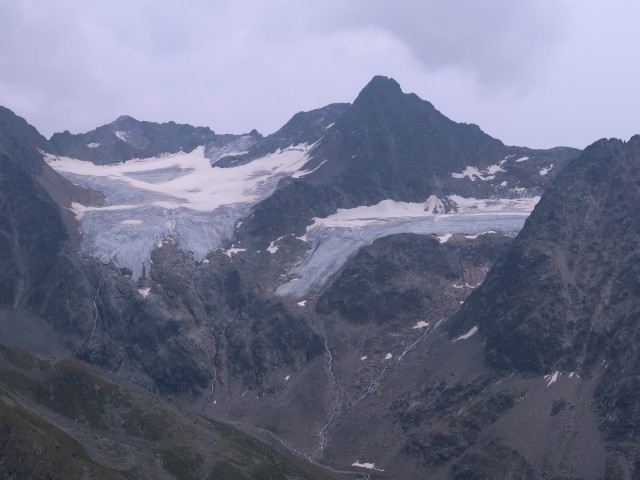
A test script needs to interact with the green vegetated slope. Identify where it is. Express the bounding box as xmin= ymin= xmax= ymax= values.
xmin=0 ymin=343 xmax=343 ymax=480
